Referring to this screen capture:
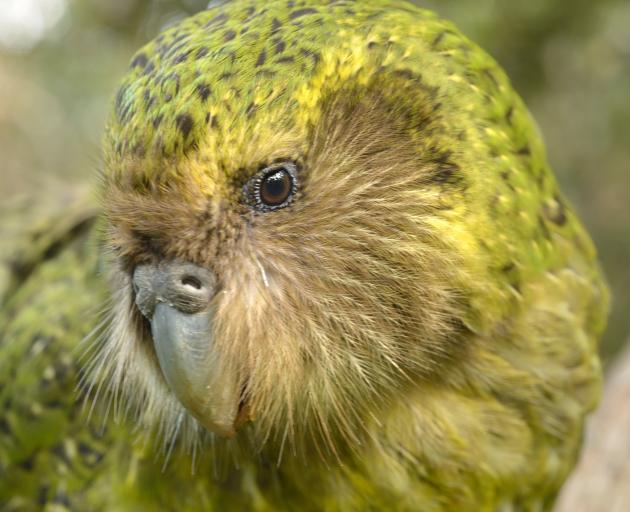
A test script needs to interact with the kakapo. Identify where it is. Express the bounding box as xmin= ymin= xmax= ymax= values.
xmin=0 ymin=1 xmax=608 ymax=510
